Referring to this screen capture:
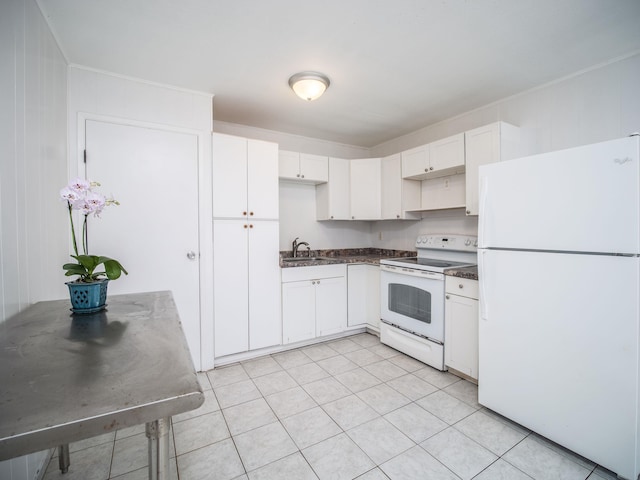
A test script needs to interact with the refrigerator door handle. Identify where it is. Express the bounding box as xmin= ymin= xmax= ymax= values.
xmin=479 ymin=249 xmax=489 ymax=321
xmin=478 ymin=176 xmax=489 ymax=245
